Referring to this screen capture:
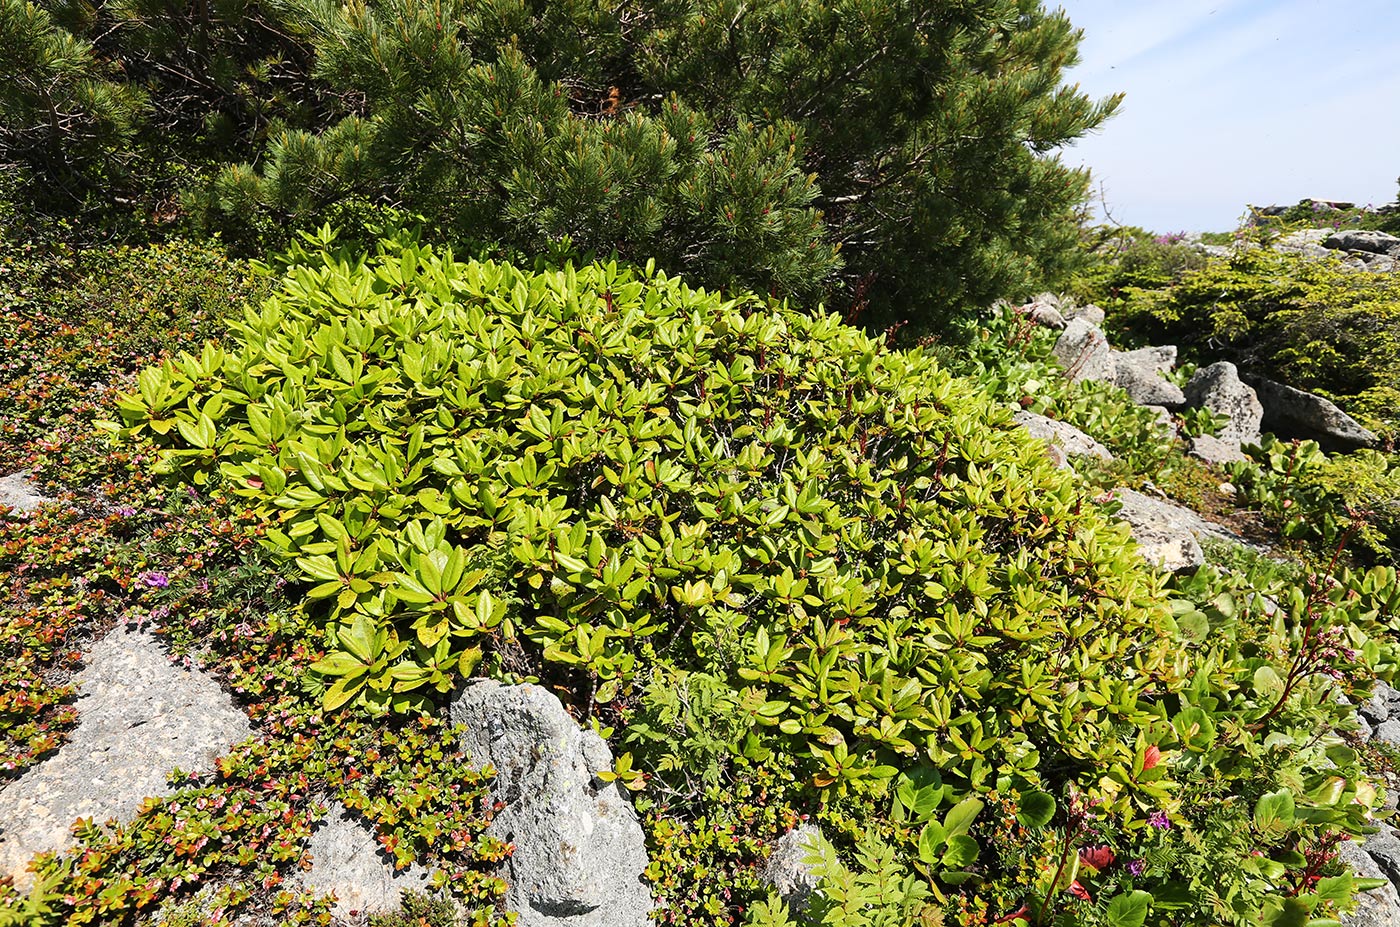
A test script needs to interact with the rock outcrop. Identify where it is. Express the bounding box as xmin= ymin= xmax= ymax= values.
xmin=451 ymin=680 xmax=652 ymax=927
xmin=1183 ymin=362 xmax=1263 ymax=448
xmin=0 ymin=627 xmax=252 ymax=889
